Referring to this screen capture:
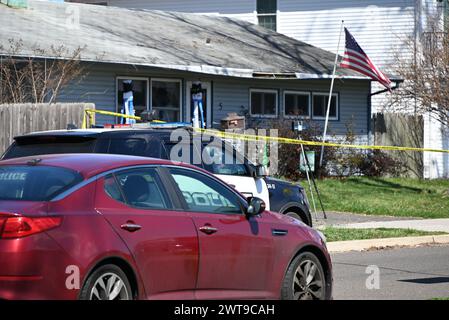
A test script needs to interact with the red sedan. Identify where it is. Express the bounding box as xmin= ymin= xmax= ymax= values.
xmin=0 ymin=154 xmax=332 ymax=300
